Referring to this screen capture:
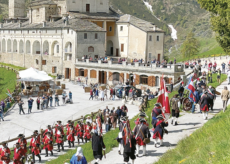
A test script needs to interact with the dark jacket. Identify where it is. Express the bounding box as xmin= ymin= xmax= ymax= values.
xmin=153 ymin=120 xmax=168 ymax=138
xmin=178 ymin=85 xmax=184 ymax=93
xmin=123 ymin=134 xmax=136 ymax=153
xmin=134 ymin=124 xmax=151 ymax=141
xmin=92 ymin=133 xmax=105 ymax=152
xmin=116 ymin=109 xmax=122 ymax=117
